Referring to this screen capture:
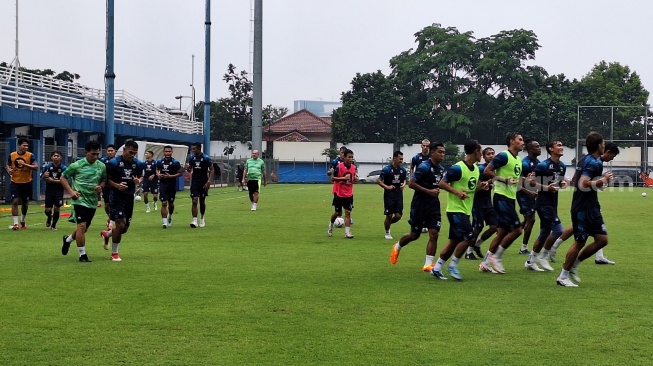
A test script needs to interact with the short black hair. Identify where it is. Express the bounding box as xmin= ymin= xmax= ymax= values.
xmin=604 ymin=142 xmax=619 ymax=156
xmin=17 ymin=137 xmax=29 ymax=146
xmin=463 ymin=139 xmax=481 ymax=155
xmin=124 ymin=140 xmax=138 ymax=150
xmin=50 ymin=150 xmax=63 ymax=157
xmin=505 ymin=132 xmax=521 ymax=147
xmin=429 ymin=141 xmax=444 ymax=151
xmin=192 ymin=142 xmax=202 ymax=149
xmin=106 ymin=144 xmax=116 ymax=150
xmin=585 ymin=131 xmax=604 ymax=154
xmin=393 ymin=150 xmax=403 ymax=158
xmin=85 ymin=141 xmax=101 ymax=151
